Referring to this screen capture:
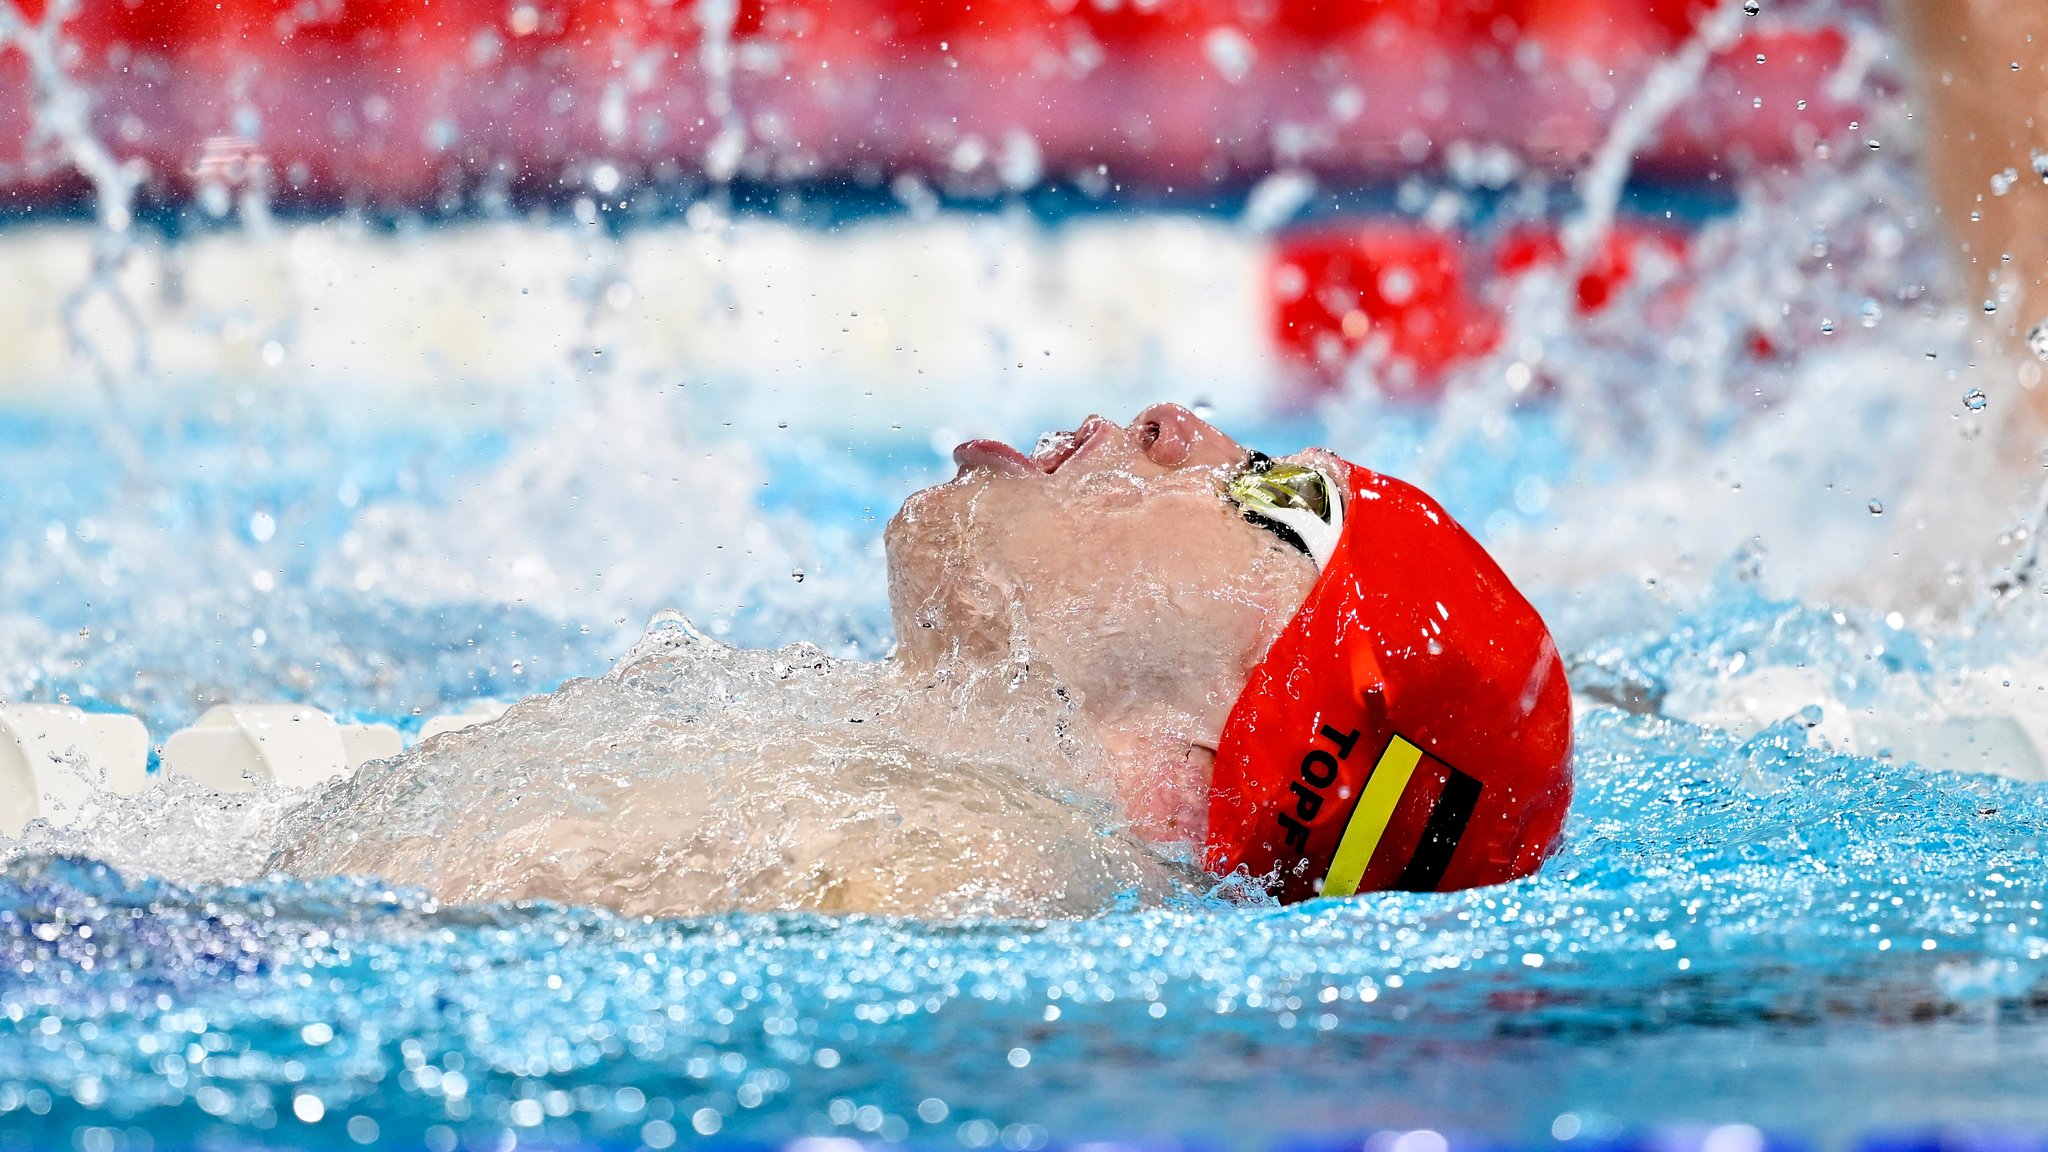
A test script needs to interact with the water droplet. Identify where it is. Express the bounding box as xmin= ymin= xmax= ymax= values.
xmin=1985 ymin=300 xmax=1999 ymax=315
xmin=791 ymin=568 xmax=806 ymax=583
xmin=1820 ymin=319 xmax=1835 ymax=335
xmin=1860 ymin=299 xmax=1883 ymax=327
xmin=1868 ymin=499 xmax=1884 ymax=515
xmin=2028 ymin=320 xmax=2048 ymax=361
xmin=1202 ymin=26 xmax=1256 ymax=85
xmin=1965 ymin=388 xmax=1989 ymax=411
xmin=1867 ymin=139 xmax=1881 ymax=151
xmin=776 ymin=421 xmax=789 ymax=430
xmin=1743 ymin=0 xmax=1760 ymax=12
